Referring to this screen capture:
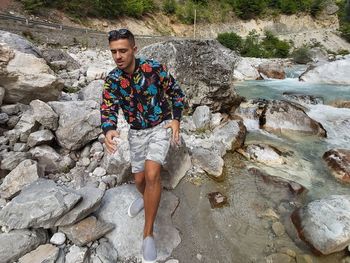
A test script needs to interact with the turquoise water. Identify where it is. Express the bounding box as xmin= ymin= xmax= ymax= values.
xmin=234 ymin=73 xmax=350 ymax=200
